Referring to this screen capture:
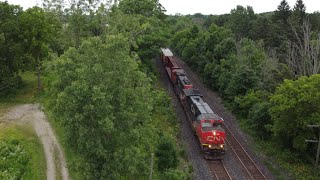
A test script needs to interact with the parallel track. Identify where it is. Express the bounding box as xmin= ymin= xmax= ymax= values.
xmin=224 ymin=125 xmax=267 ymax=180
xmin=207 ymin=160 xmax=231 ymax=180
